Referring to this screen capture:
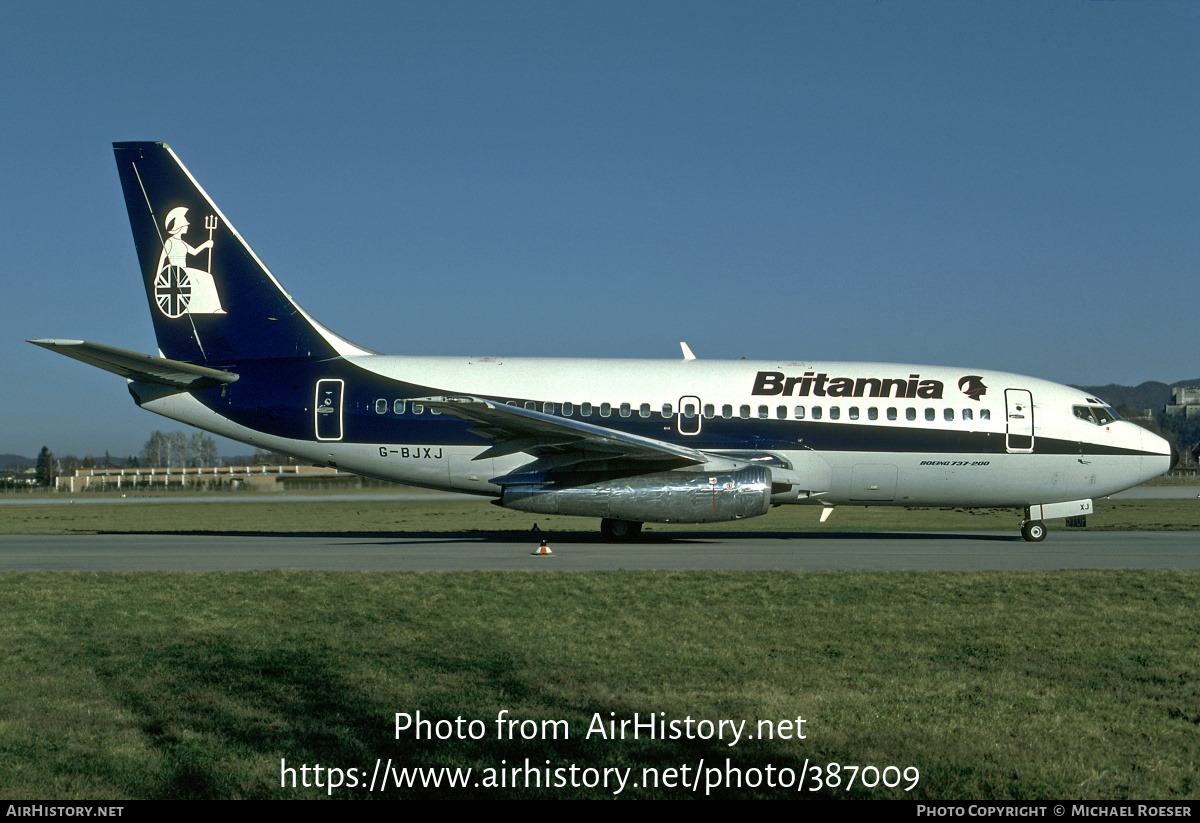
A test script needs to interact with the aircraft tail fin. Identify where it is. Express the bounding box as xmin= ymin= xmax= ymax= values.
xmin=112 ymin=142 xmax=370 ymax=363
